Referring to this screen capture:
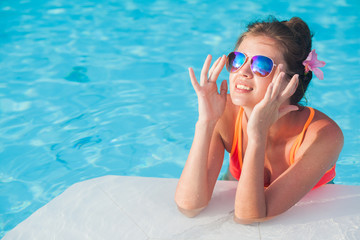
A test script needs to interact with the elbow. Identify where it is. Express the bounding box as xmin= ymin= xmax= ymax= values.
xmin=176 ymin=205 xmax=207 ymax=218
xmin=233 ymin=211 xmax=257 ymax=225
xmin=234 ymin=218 xmax=256 ymax=225
xmin=233 ymin=214 xmax=263 ymax=225
xmin=233 ymin=208 xmax=272 ymax=225
xmin=233 ymin=214 xmax=272 ymax=225
xmin=174 ymin=197 xmax=208 ymax=218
